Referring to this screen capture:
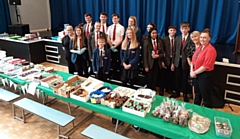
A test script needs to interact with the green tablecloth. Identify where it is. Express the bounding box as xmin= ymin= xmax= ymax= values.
xmin=1 ymin=71 xmax=240 ymax=139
